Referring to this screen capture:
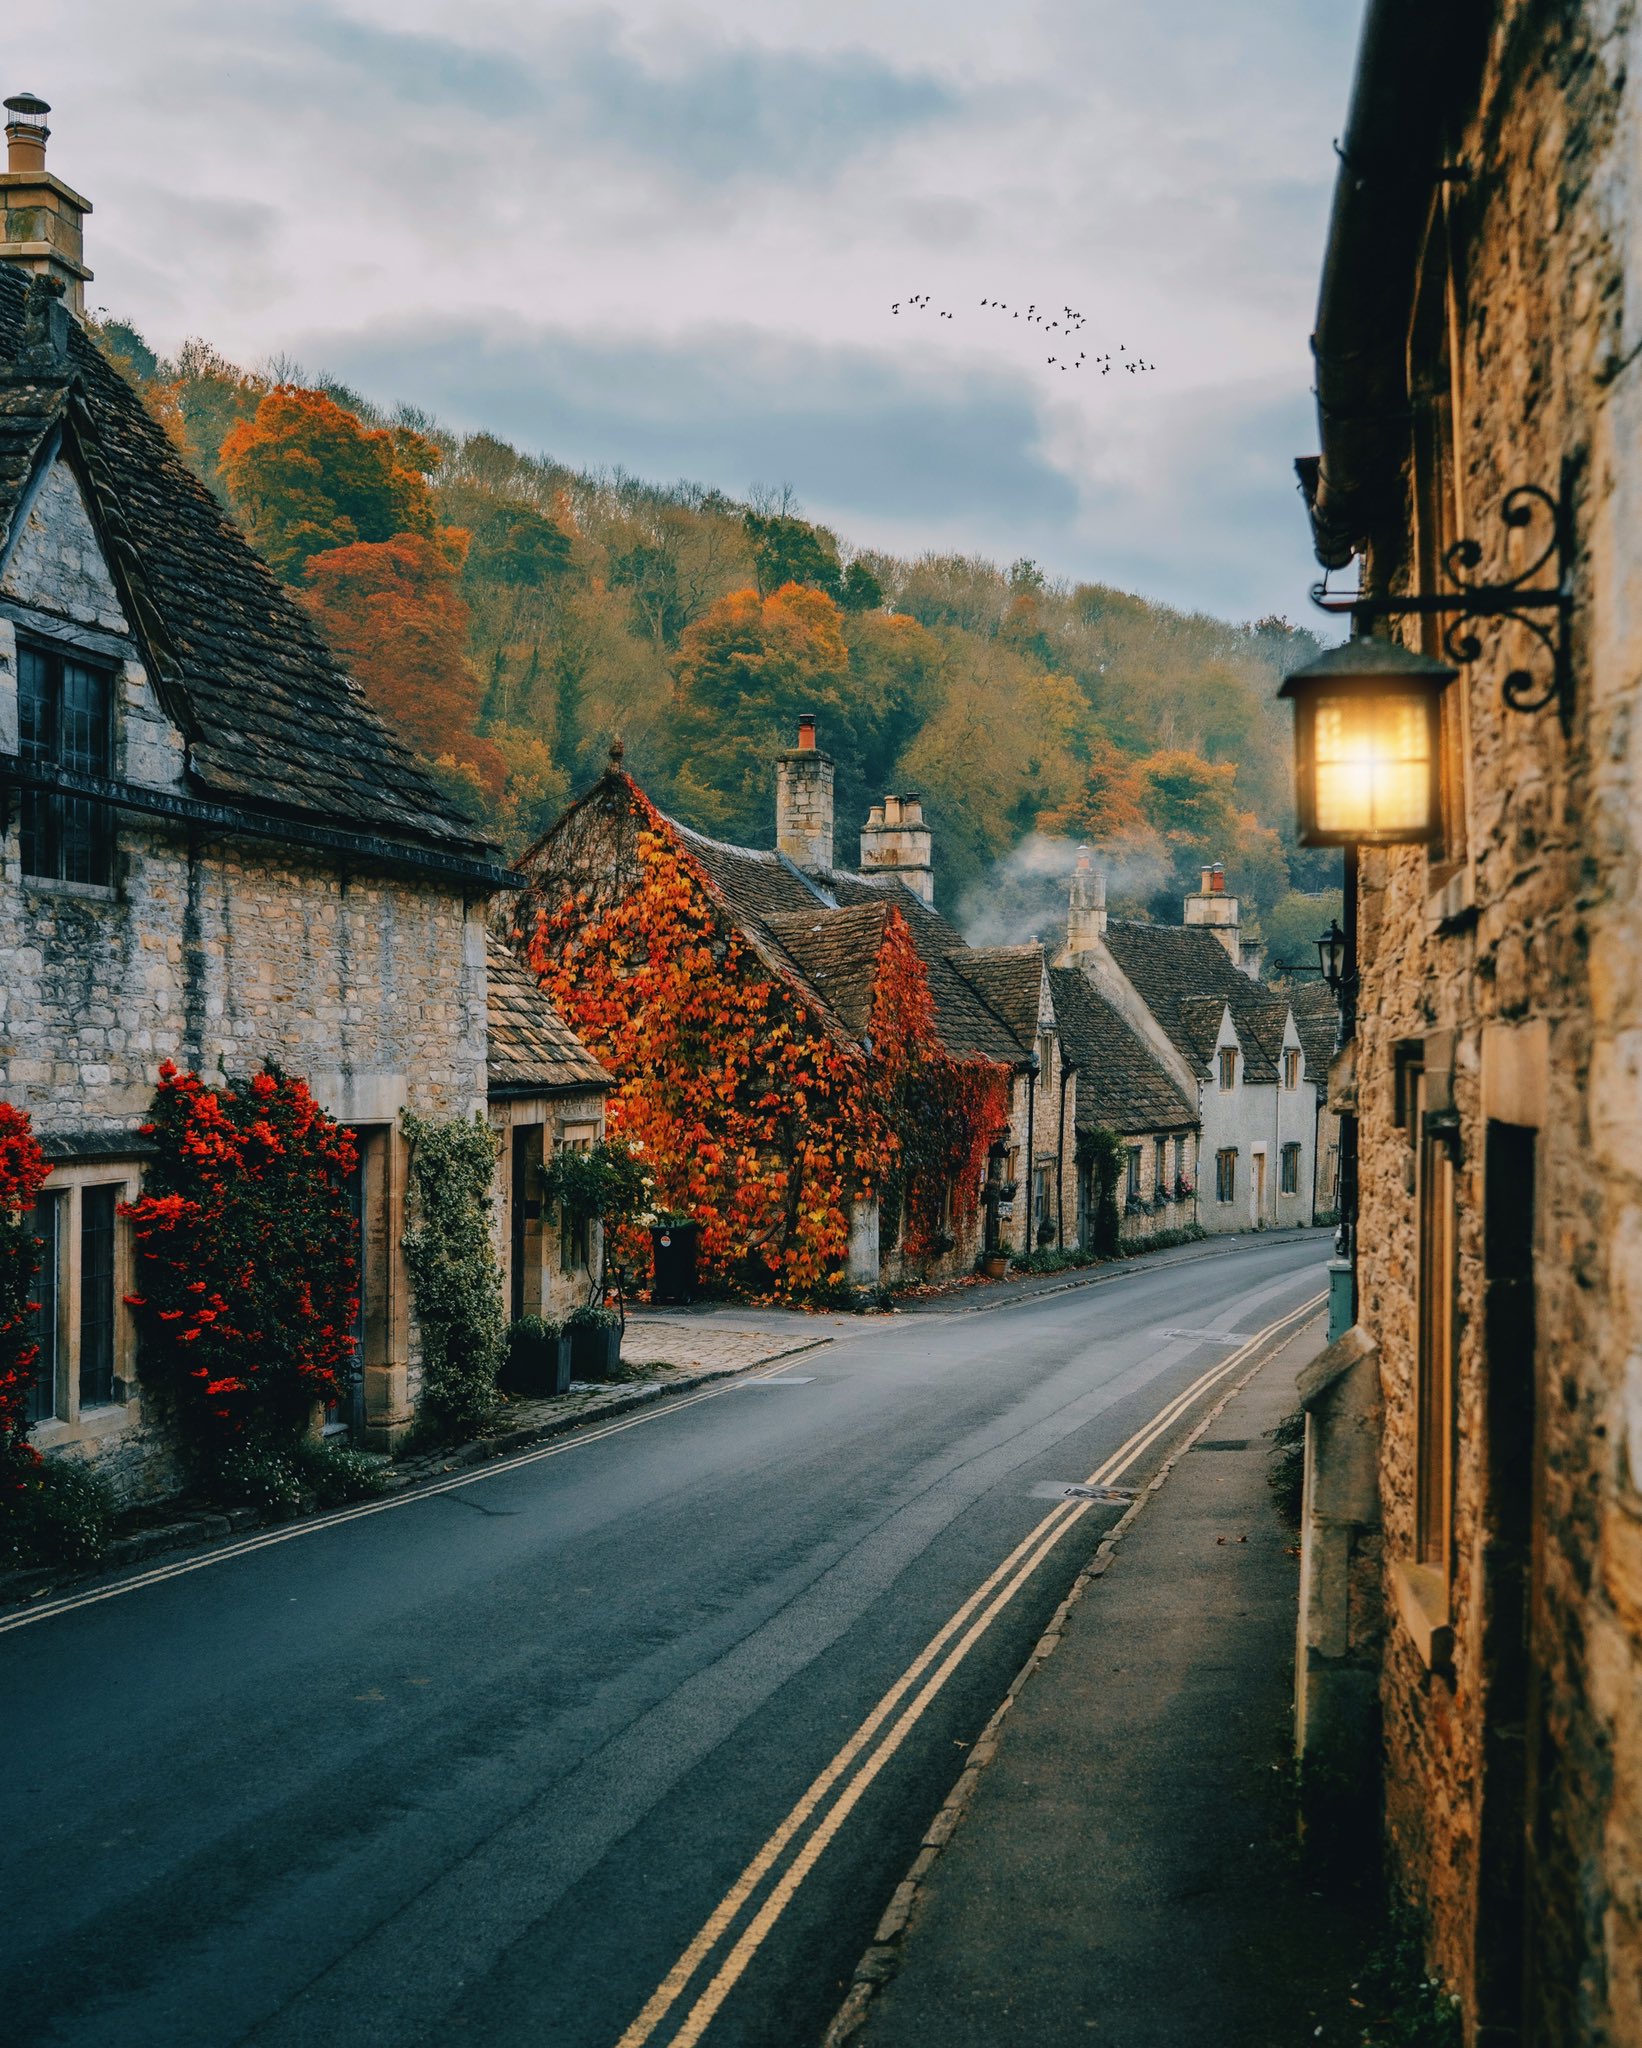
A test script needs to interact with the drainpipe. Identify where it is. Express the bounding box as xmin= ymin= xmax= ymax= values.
xmin=1024 ymin=1055 xmax=1038 ymax=1250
